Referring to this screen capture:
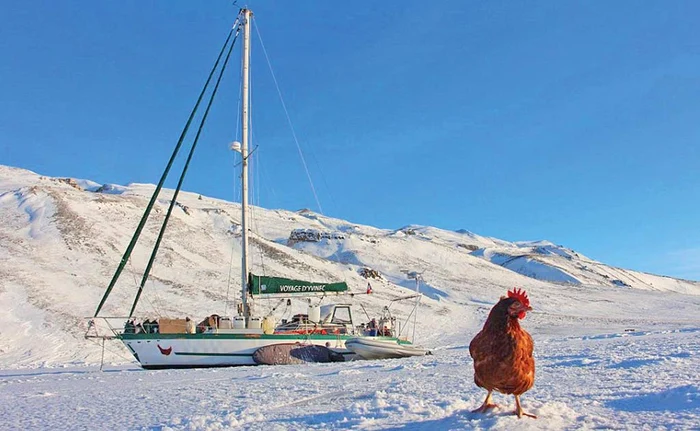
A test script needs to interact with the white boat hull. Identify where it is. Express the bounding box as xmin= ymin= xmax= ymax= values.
xmin=345 ymin=337 xmax=428 ymax=360
xmin=120 ymin=333 xmax=360 ymax=368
